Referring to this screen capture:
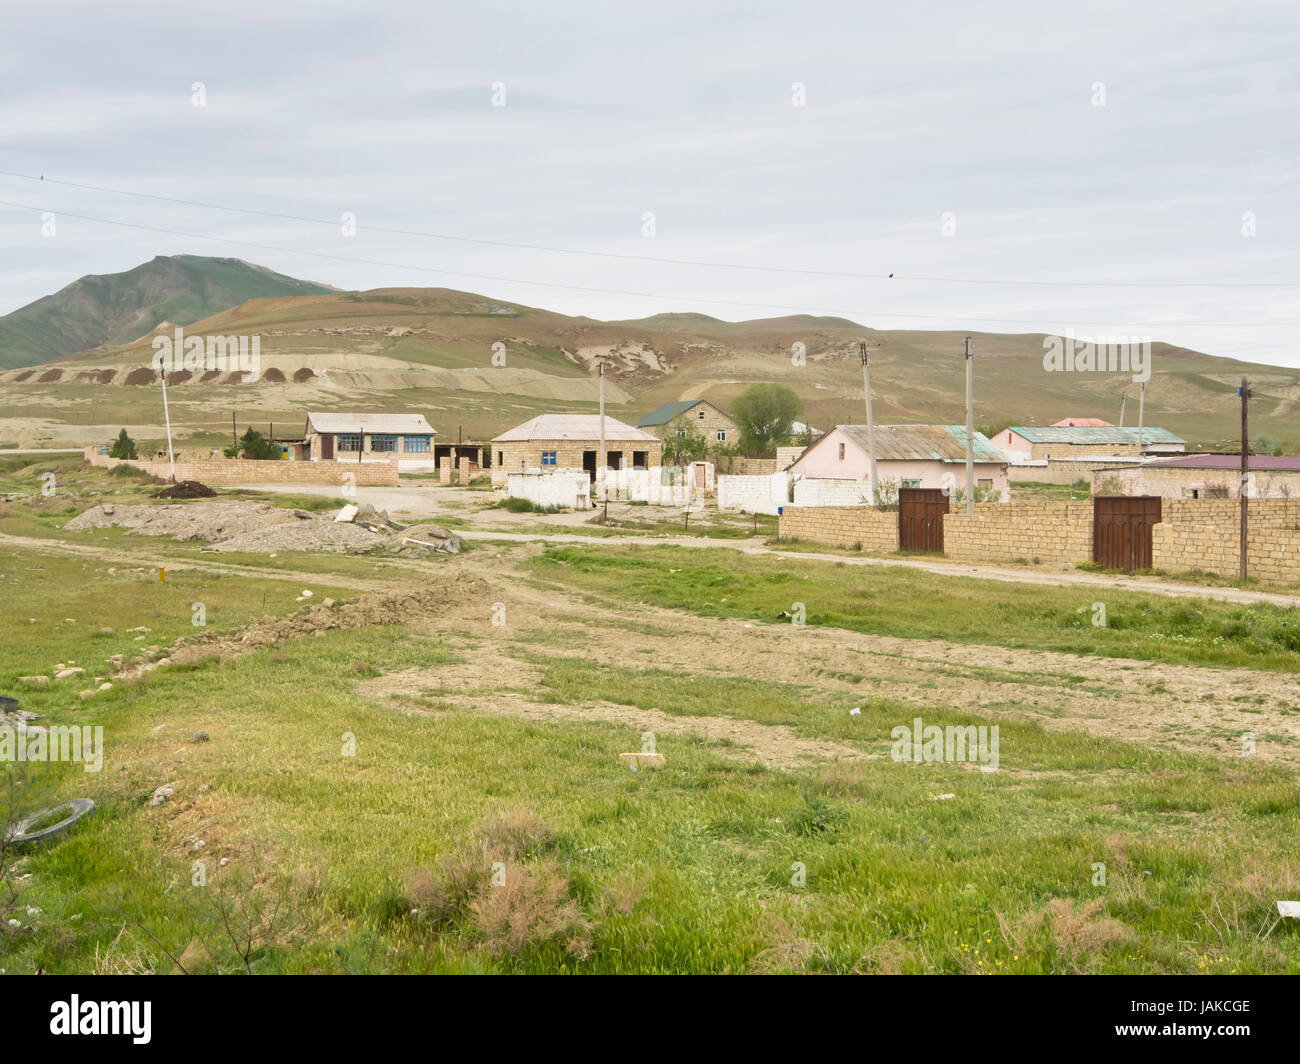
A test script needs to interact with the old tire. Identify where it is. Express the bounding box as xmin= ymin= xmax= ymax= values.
xmin=6 ymin=798 xmax=95 ymax=847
